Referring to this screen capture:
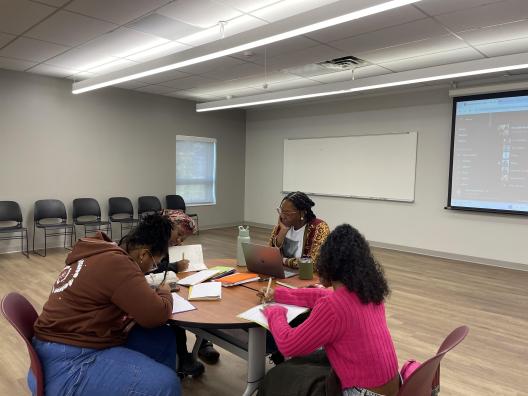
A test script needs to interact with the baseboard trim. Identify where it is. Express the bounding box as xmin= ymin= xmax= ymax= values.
xmin=370 ymin=241 xmax=527 ymax=272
